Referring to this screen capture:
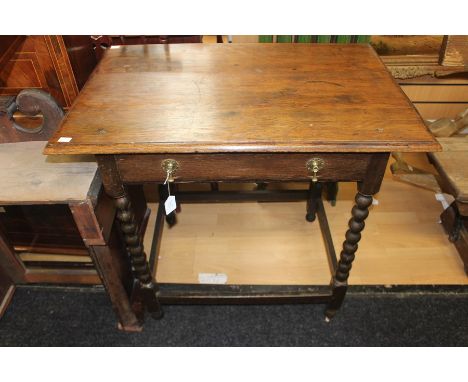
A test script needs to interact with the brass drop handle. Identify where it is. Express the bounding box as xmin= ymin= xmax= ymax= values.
xmin=306 ymin=158 xmax=325 ymax=183
xmin=161 ymin=159 xmax=180 ymax=183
